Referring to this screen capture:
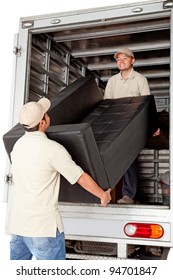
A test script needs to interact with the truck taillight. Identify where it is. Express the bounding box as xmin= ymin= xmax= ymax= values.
xmin=124 ymin=223 xmax=164 ymax=239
